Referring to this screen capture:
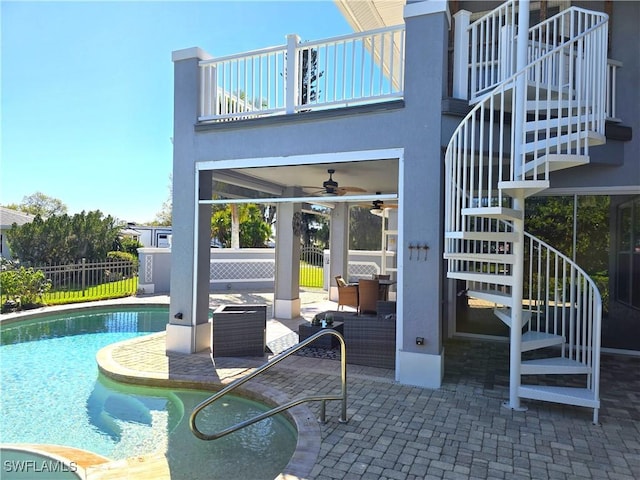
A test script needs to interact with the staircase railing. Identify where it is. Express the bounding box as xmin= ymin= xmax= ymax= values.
xmin=524 ymin=232 xmax=602 ymax=389
xmin=445 ymin=7 xmax=608 ymax=241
